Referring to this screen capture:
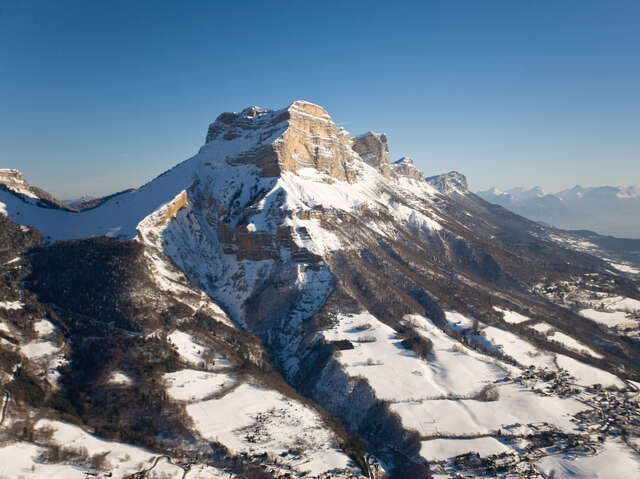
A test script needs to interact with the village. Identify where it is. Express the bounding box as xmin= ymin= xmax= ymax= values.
xmin=532 ymin=275 xmax=640 ymax=340
xmin=427 ymin=365 xmax=640 ymax=478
